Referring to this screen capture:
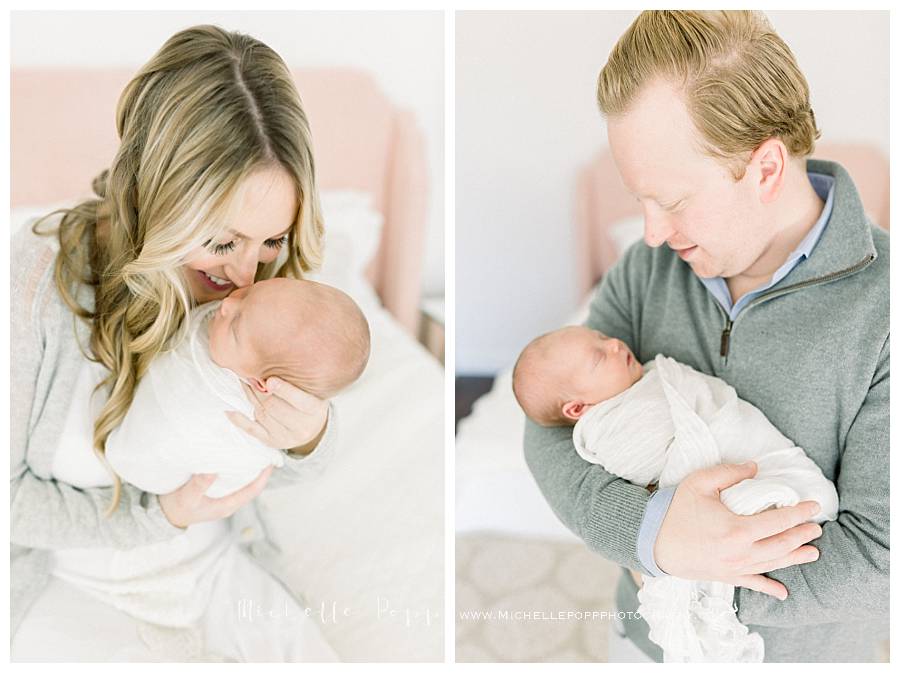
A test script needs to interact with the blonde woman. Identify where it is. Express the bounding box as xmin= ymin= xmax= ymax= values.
xmin=11 ymin=26 xmax=340 ymax=661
